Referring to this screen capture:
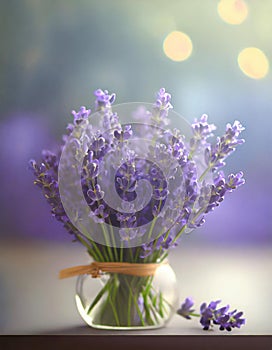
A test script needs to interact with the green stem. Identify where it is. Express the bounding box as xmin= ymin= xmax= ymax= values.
xmin=90 ymin=178 xmax=111 ymax=261
xmin=134 ymin=246 xmax=141 ymax=262
xmin=158 ymin=251 xmax=168 ymax=262
xmin=108 ymin=217 xmax=119 ymax=261
xmin=87 ymin=281 xmax=110 ymax=314
xmin=128 ymin=247 xmax=134 ymax=262
xmin=147 ymin=216 xmax=157 ymax=240
xmin=75 ymin=234 xmax=98 ymax=259
xmin=77 ymin=223 xmax=104 ymax=261
xmin=120 ymin=242 xmax=124 ymax=262
xmin=127 ymin=290 xmax=132 ymax=326
xmin=172 ymin=226 xmax=186 ymax=245
xmin=108 ymin=296 xmax=120 ymax=326
xmin=101 ymin=223 xmax=114 ymax=261
xmin=199 ymin=164 xmax=213 ymax=182
xmin=147 ymin=296 xmax=160 ymax=323
xmin=124 ymin=276 xmax=146 ymax=327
